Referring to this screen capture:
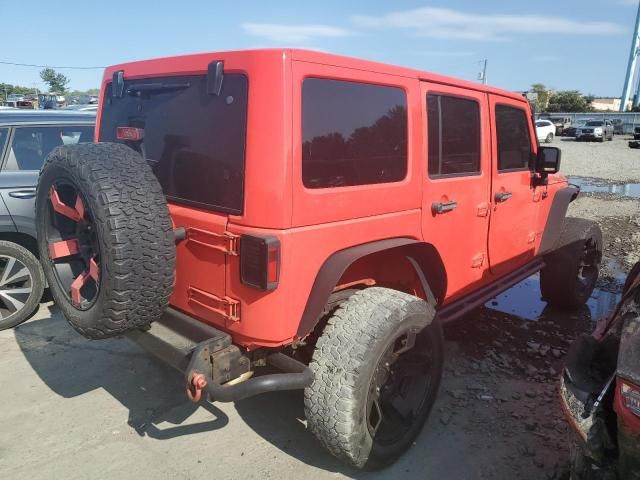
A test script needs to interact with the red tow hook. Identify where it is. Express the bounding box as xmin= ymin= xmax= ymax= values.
xmin=186 ymin=371 xmax=207 ymax=402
